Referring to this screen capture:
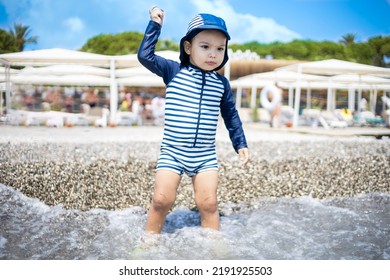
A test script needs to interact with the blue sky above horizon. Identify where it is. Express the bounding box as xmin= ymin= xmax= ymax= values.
xmin=0 ymin=0 xmax=389 ymax=51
